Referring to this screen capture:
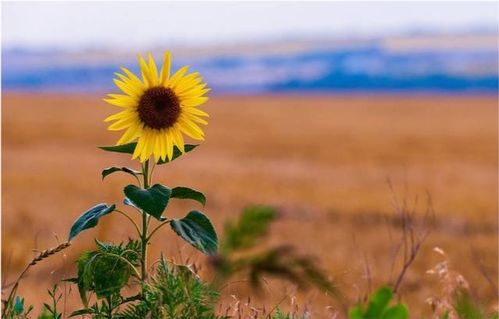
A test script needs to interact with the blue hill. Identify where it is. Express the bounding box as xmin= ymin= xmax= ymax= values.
xmin=2 ymin=41 xmax=498 ymax=94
